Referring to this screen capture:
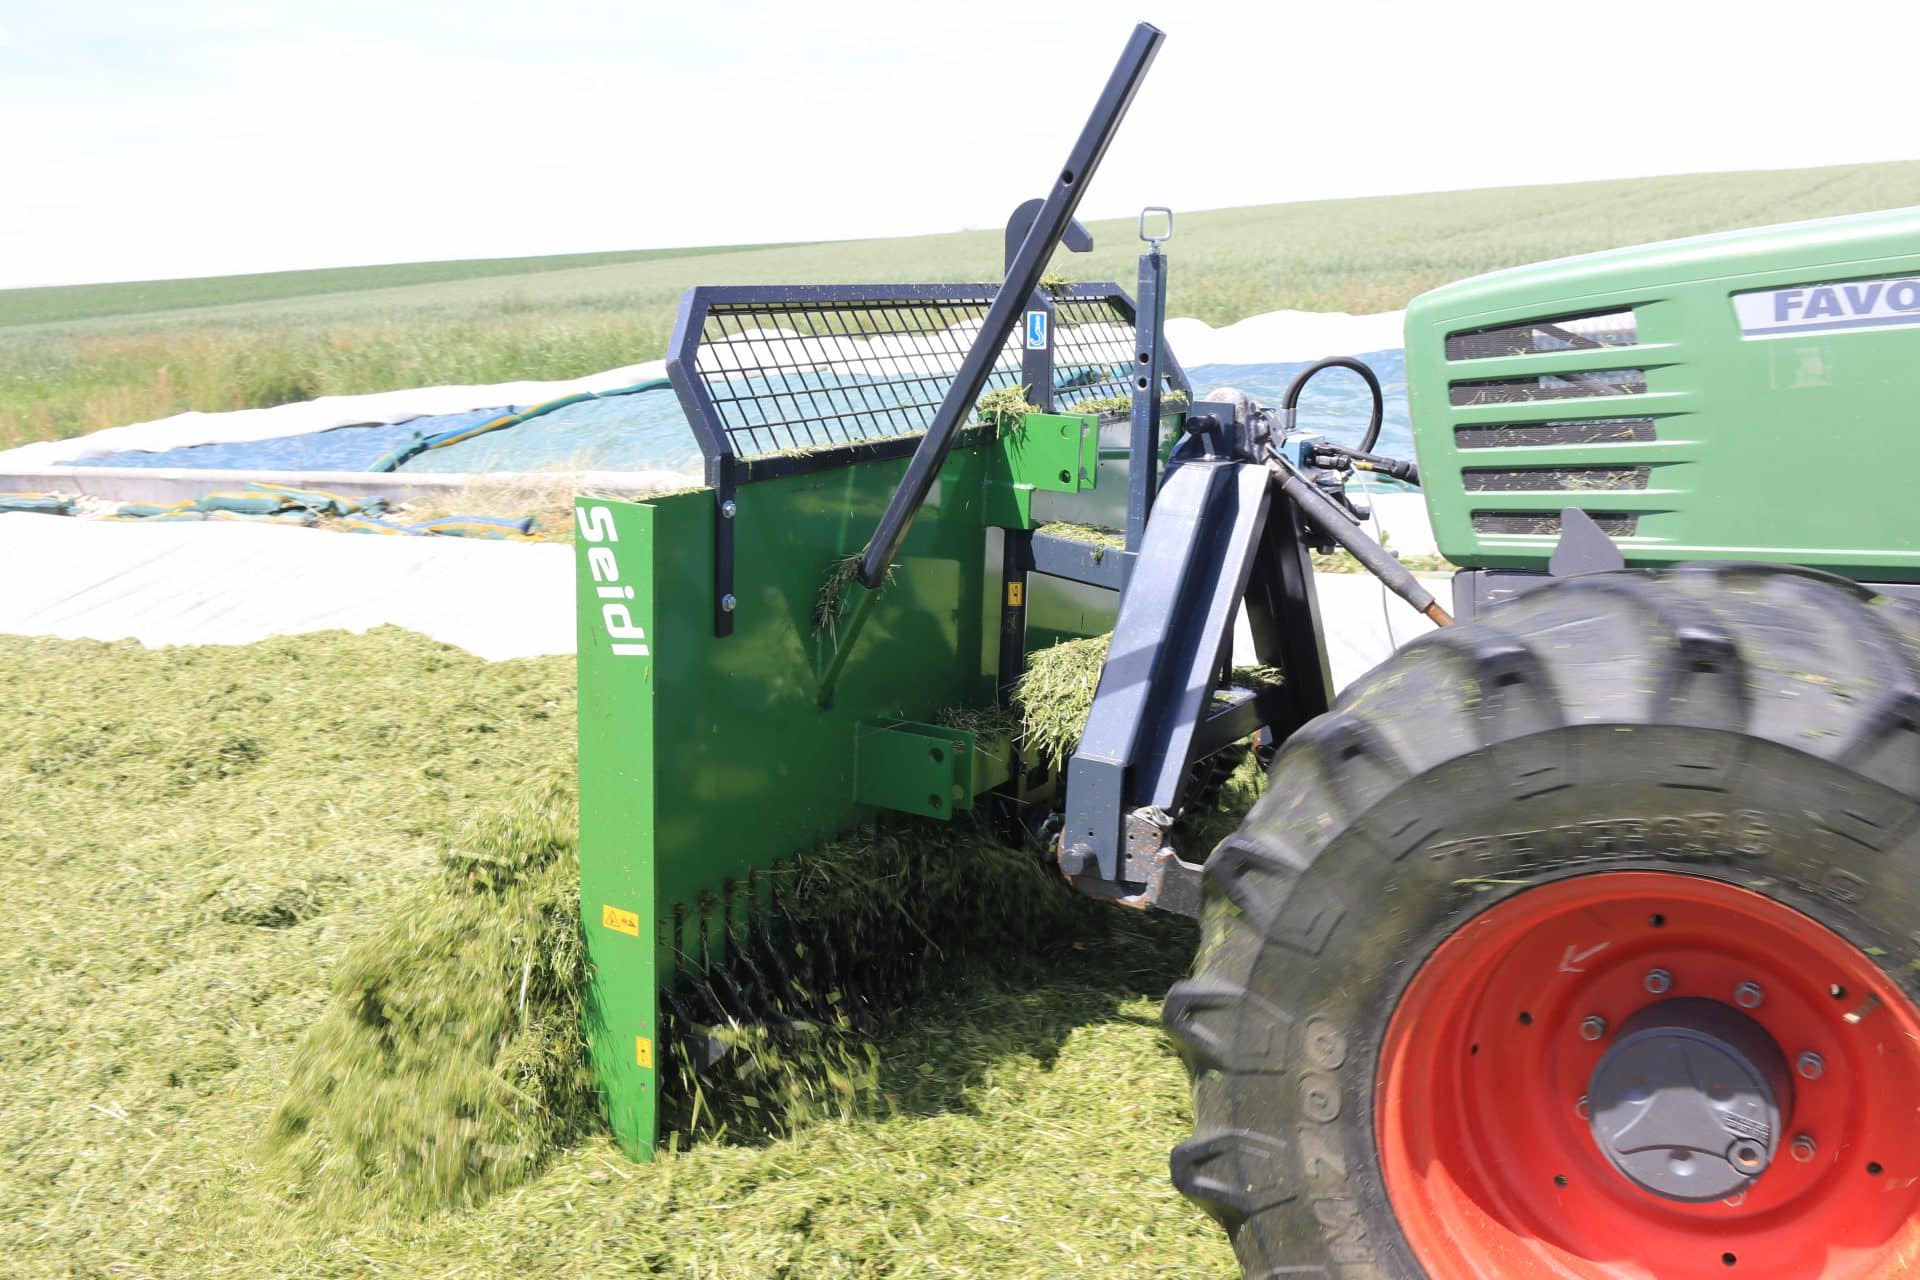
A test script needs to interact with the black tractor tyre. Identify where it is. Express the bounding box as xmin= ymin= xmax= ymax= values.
xmin=1164 ymin=563 xmax=1920 ymax=1278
